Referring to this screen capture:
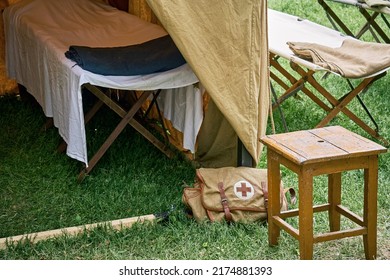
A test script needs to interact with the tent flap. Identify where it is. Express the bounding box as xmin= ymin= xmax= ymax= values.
xmin=146 ymin=0 xmax=269 ymax=165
